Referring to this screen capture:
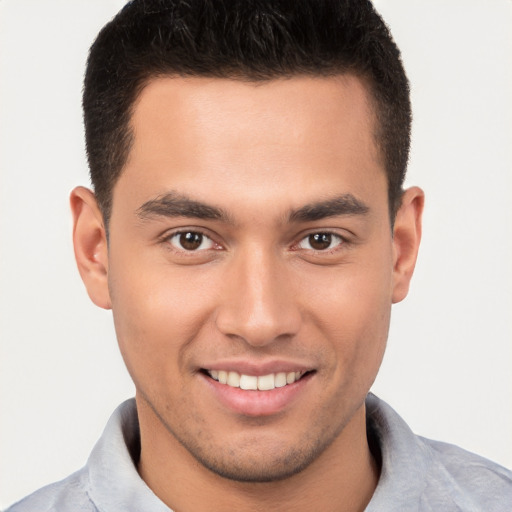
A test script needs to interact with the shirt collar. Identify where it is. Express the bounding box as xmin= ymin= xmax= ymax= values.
xmin=86 ymin=399 xmax=172 ymax=512
xmin=364 ymin=393 xmax=433 ymax=511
